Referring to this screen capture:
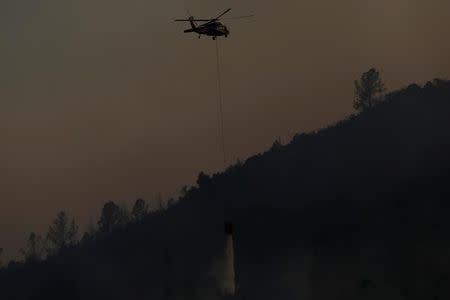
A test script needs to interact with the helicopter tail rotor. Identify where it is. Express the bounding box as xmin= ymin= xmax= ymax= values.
xmin=188 ymin=16 xmax=197 ymax=29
